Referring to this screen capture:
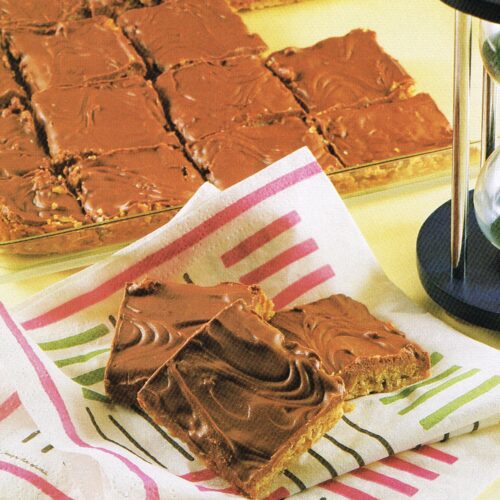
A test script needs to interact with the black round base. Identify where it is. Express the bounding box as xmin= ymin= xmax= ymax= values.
xmin=417 ymin=191 xmax=500 ymax=331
